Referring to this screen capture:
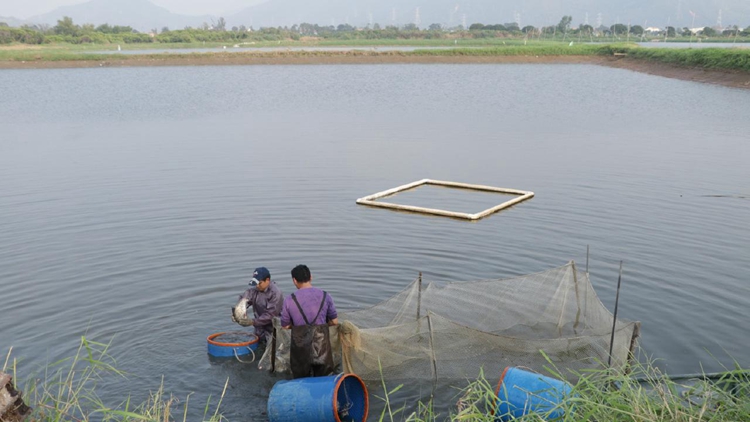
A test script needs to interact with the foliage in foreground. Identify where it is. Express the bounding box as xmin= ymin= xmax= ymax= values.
xmin=377 ymin=357 xmax=750 ymax=422
xmin=3 ymin=337 xmax=226 ymax=422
